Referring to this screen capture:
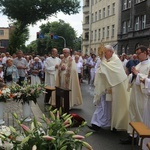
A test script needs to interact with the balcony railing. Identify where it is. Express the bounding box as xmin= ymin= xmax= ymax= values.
xmin=82 ymin=39 xmax=89 ymax=46
xmin=83 ymin=5 xmax=89 ymax=13
xmin=83 ymin=23 xmax=89 ymax=30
